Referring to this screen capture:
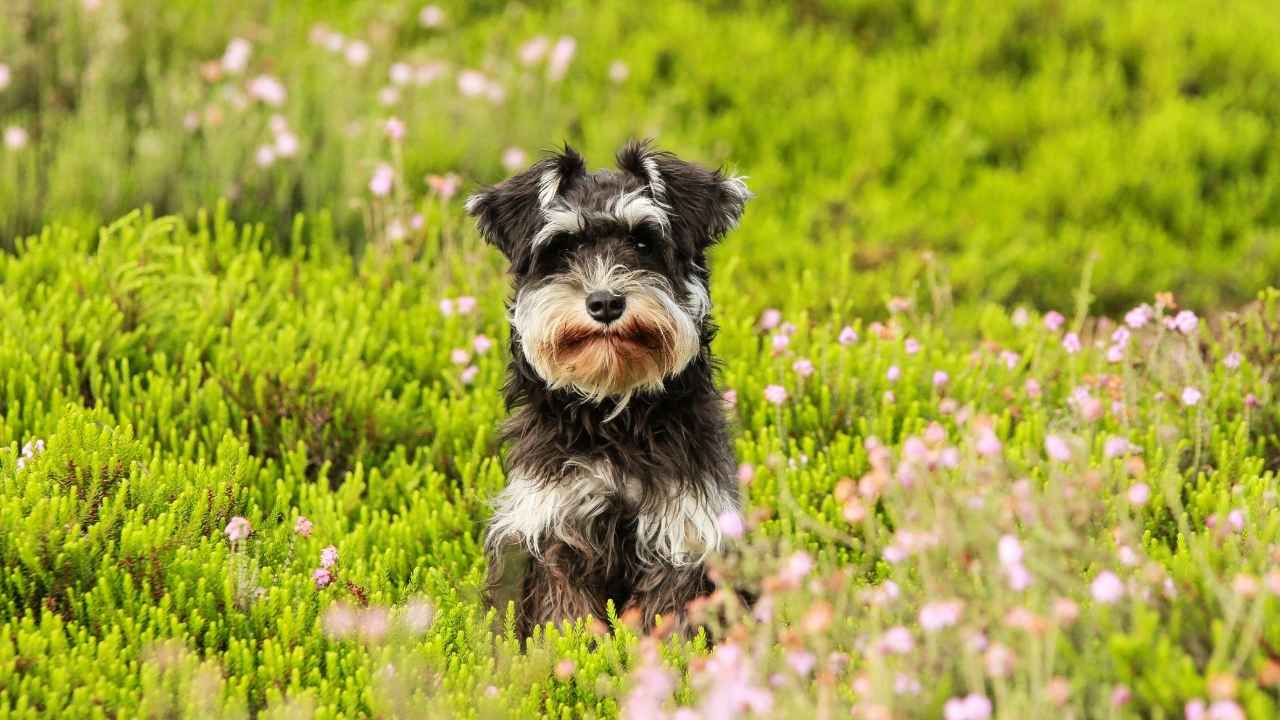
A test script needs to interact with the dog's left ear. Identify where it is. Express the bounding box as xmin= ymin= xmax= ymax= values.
xmin=616 ymin=140 xmax=751 ymax=249
xmin=466 ymin=145 xmax=588 ymax=267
